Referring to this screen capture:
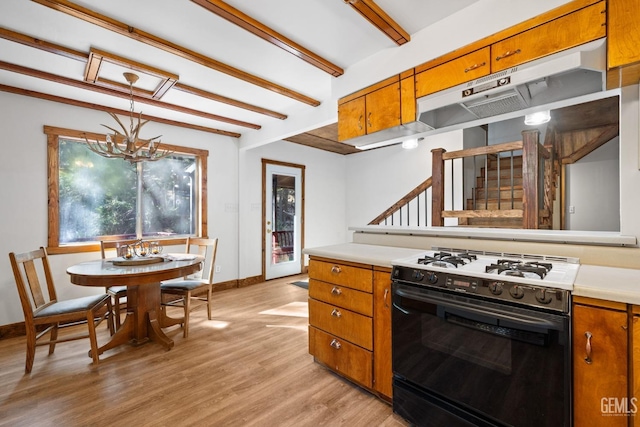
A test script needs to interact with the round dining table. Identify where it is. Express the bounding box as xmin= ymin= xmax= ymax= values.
xmin=67 ymin=255 xmax=203 ymax=356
